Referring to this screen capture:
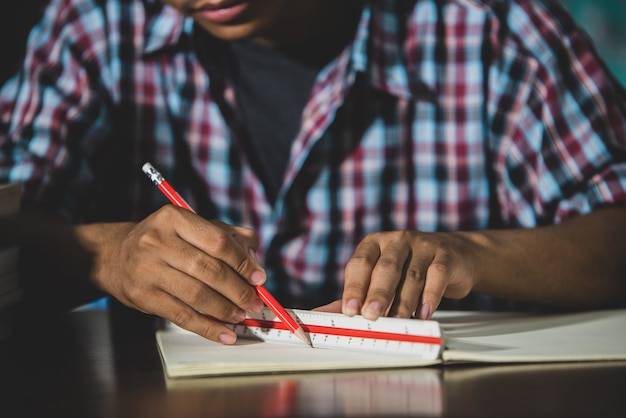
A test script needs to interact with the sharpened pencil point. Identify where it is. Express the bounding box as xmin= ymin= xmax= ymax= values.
xmin=295 ymin=327 xmax=313 ymax=347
